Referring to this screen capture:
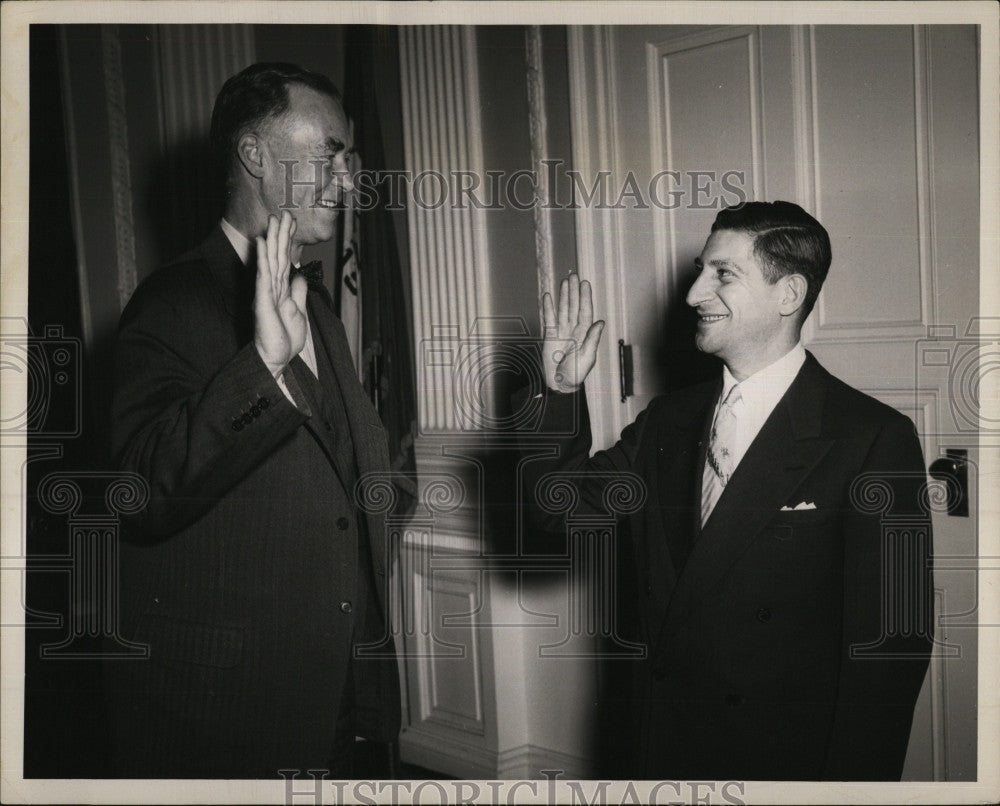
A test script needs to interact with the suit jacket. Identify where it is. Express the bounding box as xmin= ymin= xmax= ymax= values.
xmin=107 ymin=226 xmax=401 ymax=778
xmin=522 ymin=352 xmax=933 ymax=780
